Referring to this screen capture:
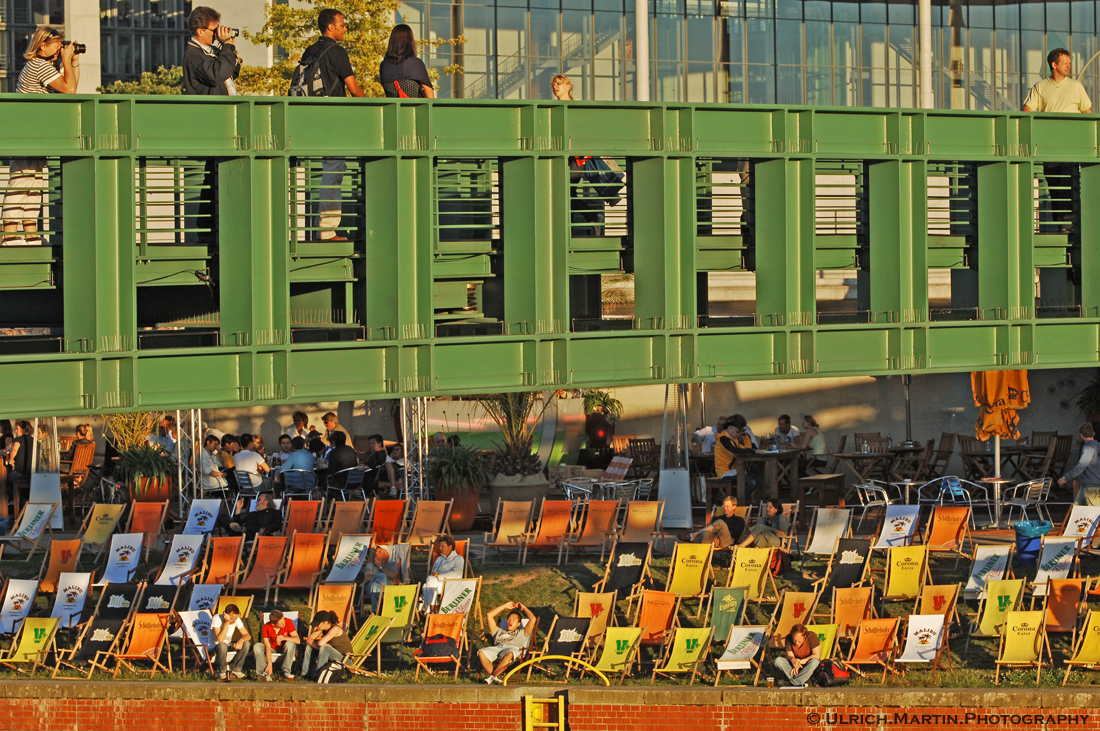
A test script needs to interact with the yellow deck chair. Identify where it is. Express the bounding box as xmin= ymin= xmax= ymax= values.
xmin=563 ymin=500 xmax=619 ymax=565
xmin=379 ymin=583 xmax=421 ymax=648
xmin=665 ymin=542 xmax=714 ymax=619
xmin=283 ymin=499 xmax=323 ymax=537
xmin=214 ymin=594 xmax=255 ymax=620
xmin=37 ymin=538 xmax=82 ymax=594
xmin=652 ymin=627 xmax=712 ymax=684
xmin=827 ymin=586 xmax=875 ymax=641
xmin=273 ymin=532 xmax=327 ymax=605
xmin=126 ymin=500 xmax=168 ymax=563
xmin=966 ymin=578 xmax=1025 ymax=652
xmin=588 ymin=626 xmax=643 ymax=684
xmin=995 ymin=610 xmax=1049 ymax=685
xmin=105 ymin=613 xmax=172 ymax=677
xmin=712 ymin=625 xmax=768 ymax=687
xmin=522 ymin=499 xmax=575 ymax=565
xmin=769 ymin=590 xmax=820 ymax=649
xmin=343 ymin=614 xmax=395 ymax=677
xmin=727 ymin=546 xmax=777 ymax=607
xmin=1063 ymin=609 xmax=1100 ymax=685
xmin=202 ymin=536 xmax=245 ymax=588
xmin=620 ymin=501 xmax=663 ymax=543
xmin=846 ymin=617 xmax=899 ymax=684
xmin=78 ymin=504 xmax=125 ymax=557
xmin=0 ymin=616 xmax=58 ymax=674
xmin=806 ymin=623 xmax=838 ymax=661
xmin=574 ymin=591 xmax=617 ymax=650
xmin=1043 ymin=578 xmax=1089 ymax=649
xmin=479 ymin=500 xmax=534 ymax=564
xmin=923 ymin=505 xmax=972 ymax=566
xmin=325 ymin=500 xmax=368 ymax=546
xmin=0 ymin=502 xmax=57 ymax=560
xmin=402 ymin=499 xmax=453 ymax=548
xmin=881 ymin=546 xmax=930 ymax=607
